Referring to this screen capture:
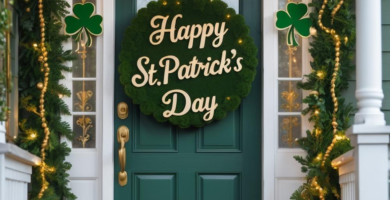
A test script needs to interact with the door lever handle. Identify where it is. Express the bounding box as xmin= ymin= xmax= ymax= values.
xmin=117 ymin=126 xmax=129 ymax=186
